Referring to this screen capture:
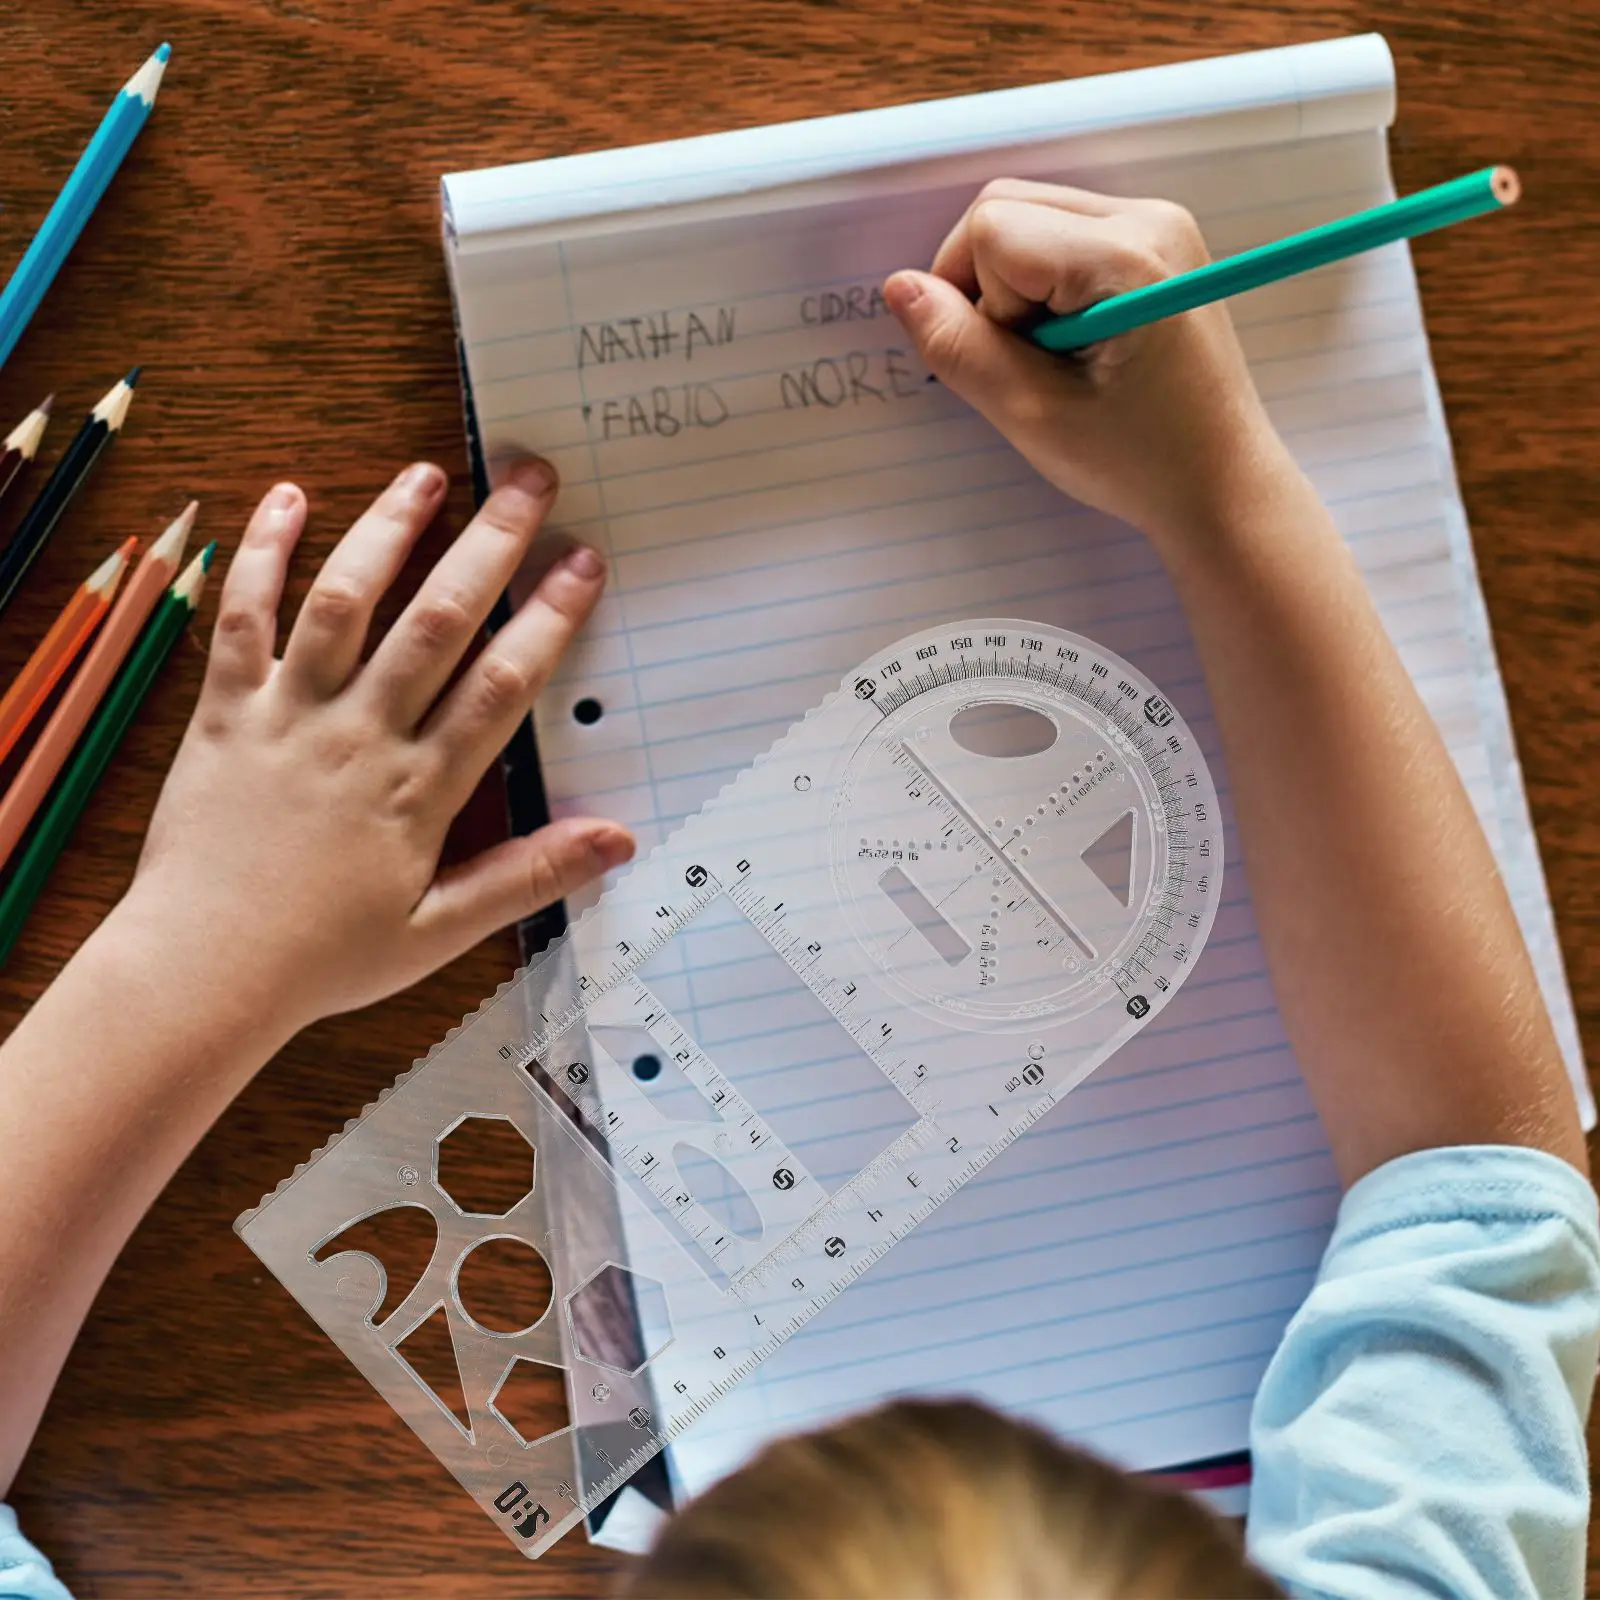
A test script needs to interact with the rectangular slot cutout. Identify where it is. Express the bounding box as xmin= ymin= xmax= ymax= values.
xmin=877 ymin=863 xmax=971 ymax=966
xmin=638 ymin=897 xmax=919 ymax=1192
